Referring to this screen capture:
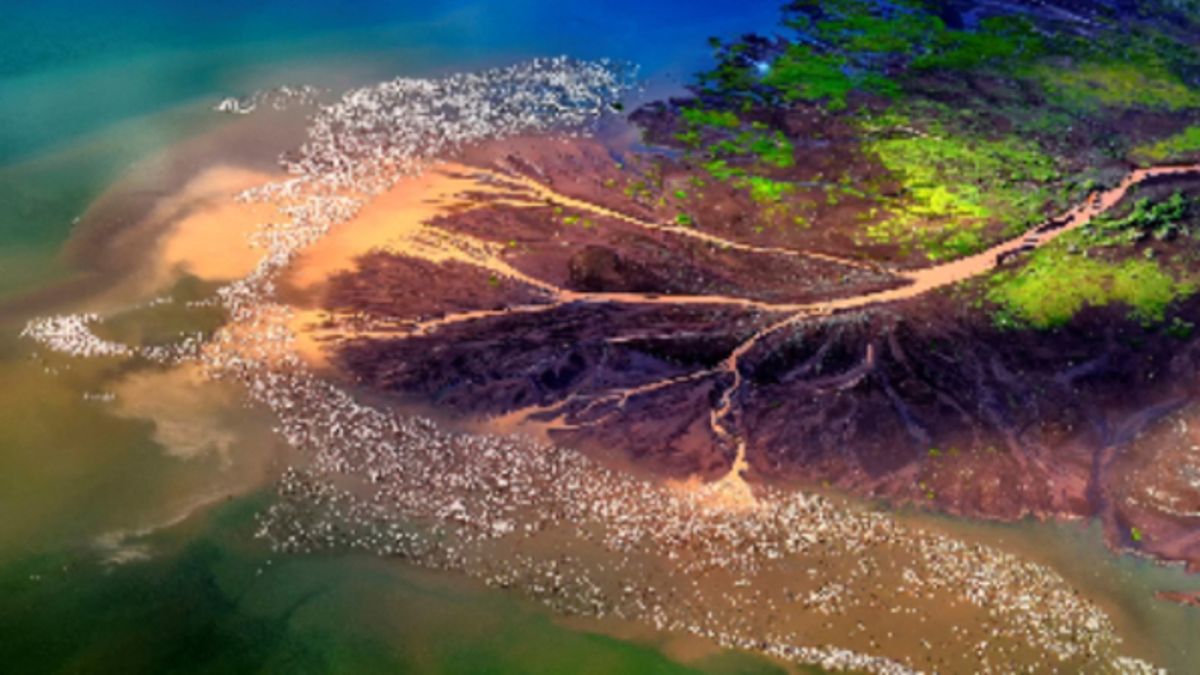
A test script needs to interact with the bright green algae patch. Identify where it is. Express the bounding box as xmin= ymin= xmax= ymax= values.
xmin=988 ymin=250 xmax=1193 ymax=329
xmin=673 ymin=109 xmax=801 ymax=207
xmin=741 ymin=176 xmax=795 ymax=203
xmin=987 ymin=194 xmax=1200 ymax=329
xmin=680 ymin=107 xmax=741 ymax=130
xmin=864 ymin=118 xmax=1059 ymax=260
xmin=709 ymin=128 xmax=795 ymax=168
